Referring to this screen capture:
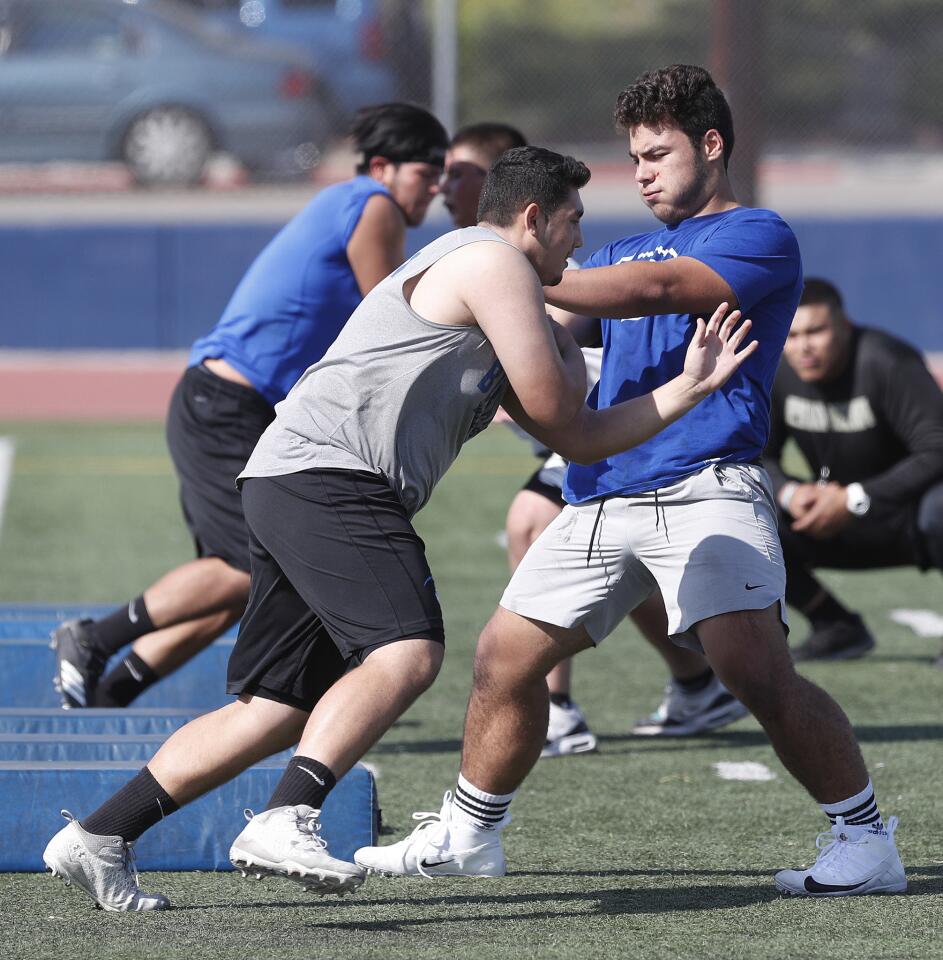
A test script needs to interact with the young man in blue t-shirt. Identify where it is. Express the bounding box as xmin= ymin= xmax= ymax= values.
xmin=51 ymin=103 xmax=447 ymax=711
xmin=358 ymin=65 xmax=906 ymax=897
